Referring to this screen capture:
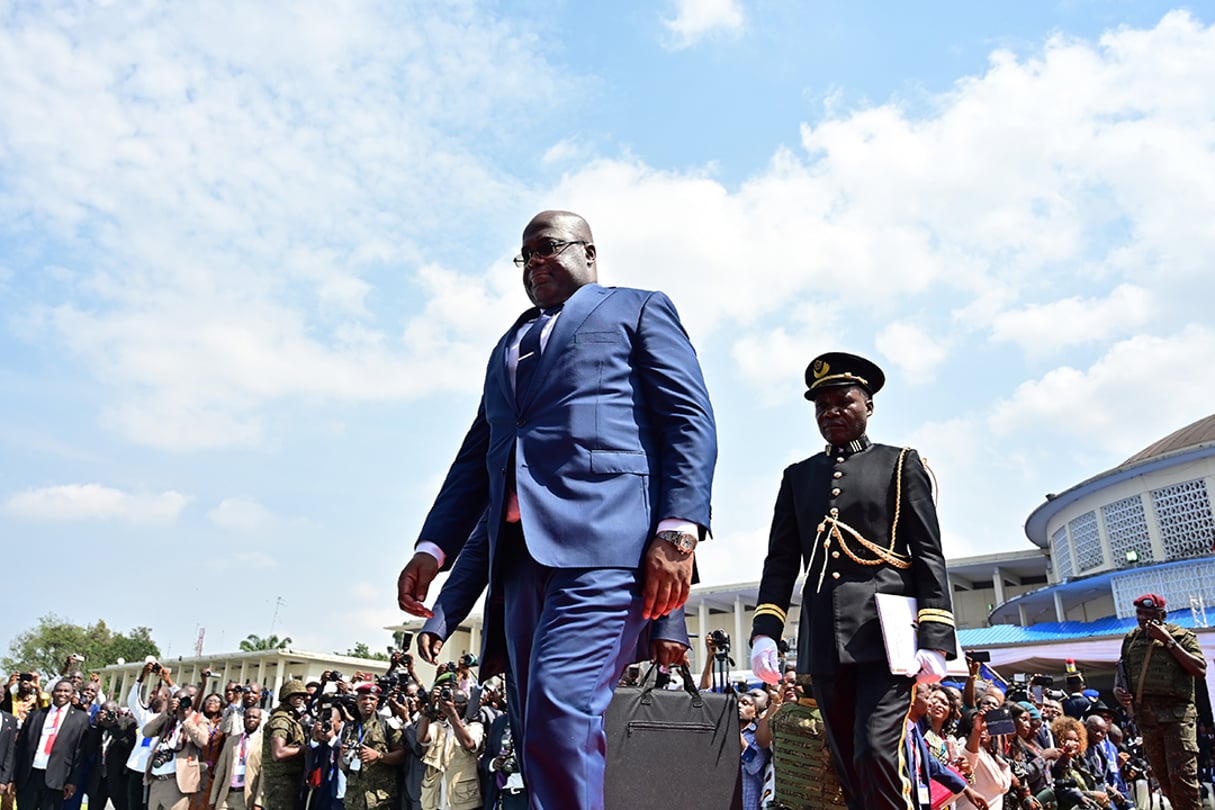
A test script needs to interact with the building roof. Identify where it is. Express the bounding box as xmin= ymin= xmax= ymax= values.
xmin=1121 ymin=412 xmax=1215 ymax=467
xmin=1025 ymin=412 xmax=1215 ymax=546
xmin=960 ymin=605 xmax=1215 ymax=647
